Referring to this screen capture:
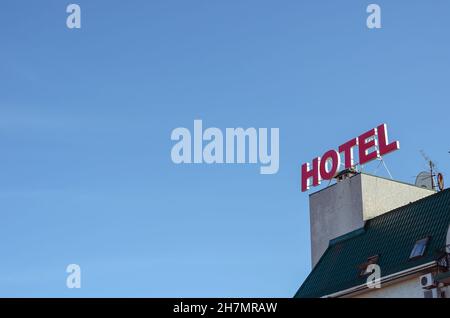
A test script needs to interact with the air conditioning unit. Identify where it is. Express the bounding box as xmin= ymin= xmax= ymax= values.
xmin=420 ymin=273 xmax=434 ymax=289
xmin=423 ymin=288 xmax=439 ymax=298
